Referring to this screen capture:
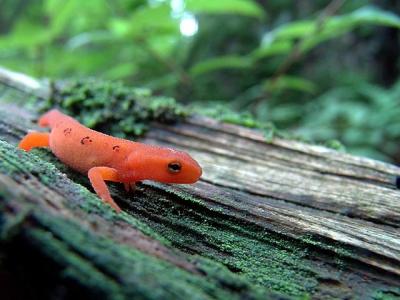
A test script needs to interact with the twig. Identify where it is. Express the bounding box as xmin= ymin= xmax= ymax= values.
xmin=138 ymin=38 xmax=192 ymax=87
xmin=273 ymin=0 xmax=346 ymax=80
xmin=249 ymin=0 xmax=347 ymax=112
